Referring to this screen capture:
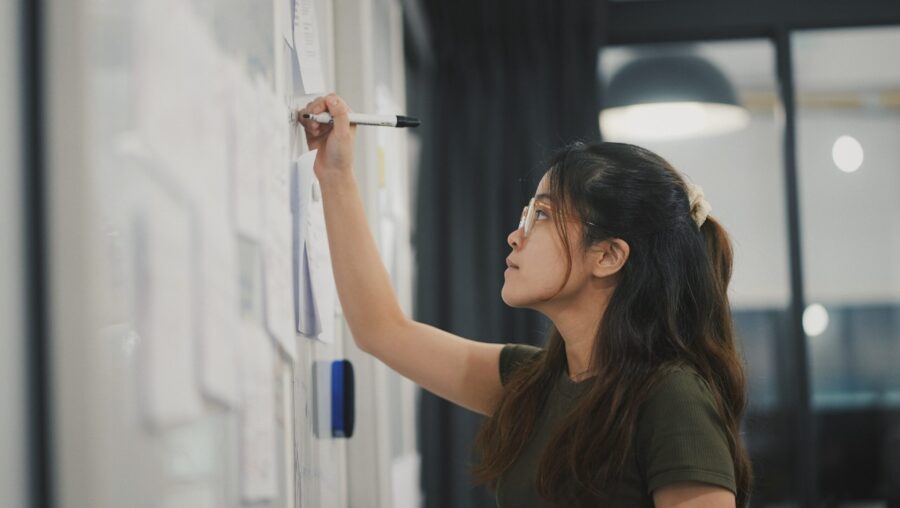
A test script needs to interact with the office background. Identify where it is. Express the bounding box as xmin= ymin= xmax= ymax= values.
xmin=406 ymin=1 xmax=900 ymax=507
